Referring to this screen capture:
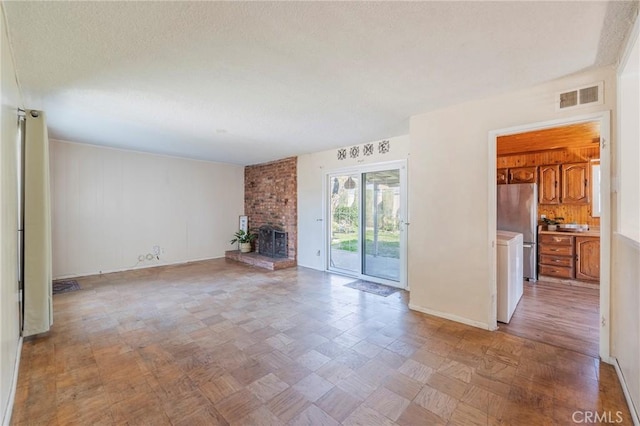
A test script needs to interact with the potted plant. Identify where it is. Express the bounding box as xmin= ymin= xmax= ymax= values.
xmin=542 ymin=217 xmax=564 ymax=231
xmin=230 ymin=229 xmax=257 ymax=253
